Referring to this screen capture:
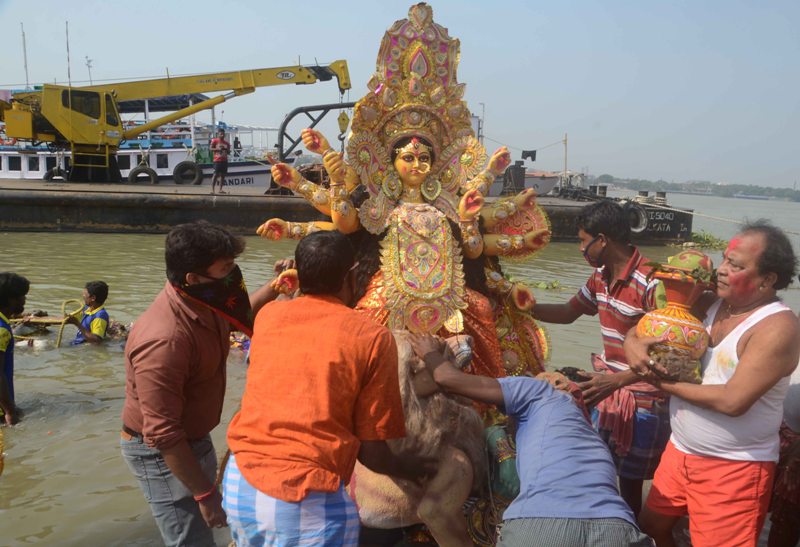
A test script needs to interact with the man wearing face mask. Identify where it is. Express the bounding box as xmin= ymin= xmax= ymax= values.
xmin=224 ymin=230 xmax=431 ymax=546
xmin=532 ymin=200 xmax=667 ymax=517
xmin=121 ymin=221 xmax=280 ymax=547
